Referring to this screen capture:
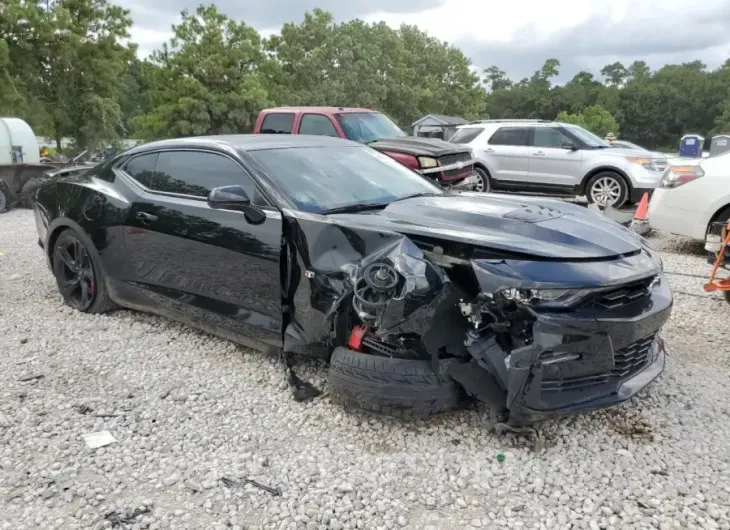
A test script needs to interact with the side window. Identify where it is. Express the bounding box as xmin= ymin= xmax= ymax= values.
xmin=123 ymin=153 xmax=158 ymax=187
xmin=150 ymin=151 xmax=256 ymax=199
xmin=260 ymin=113 xmax=294 ymax=134
xmin=299 ymin=114 xmax=338 ymax=136
xmin=533 ymin=127 xmax=572 ymax=148
xmin=488 ymin=127 xmax=529 ymax=146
